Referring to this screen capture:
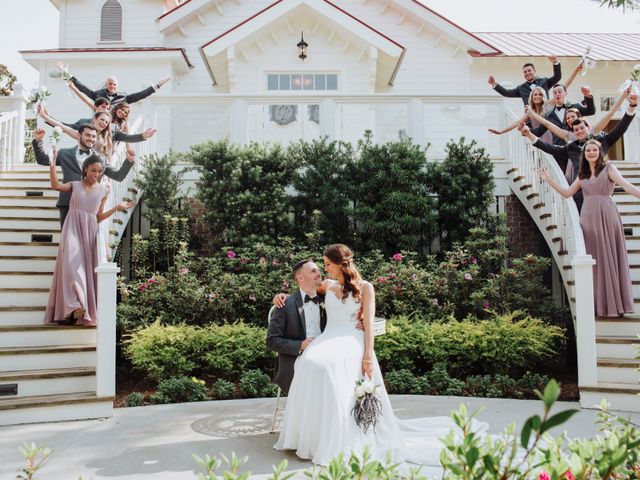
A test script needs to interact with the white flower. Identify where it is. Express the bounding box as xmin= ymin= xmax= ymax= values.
xmin=363 ymin=381 xmax=375 ymax=394
xmin=53 ymin=126 xmax=63 ymax=134
xmin=634 ymin=64 xmax=640 ymax=72
xmin=355 ymin=385 xmax=366 ymax=398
